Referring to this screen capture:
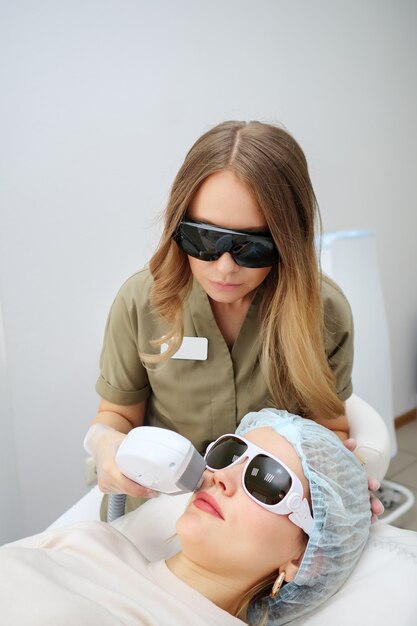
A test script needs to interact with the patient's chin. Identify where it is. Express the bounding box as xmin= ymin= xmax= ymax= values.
xmin=175 ymin=506 xmax=221 ymax=556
